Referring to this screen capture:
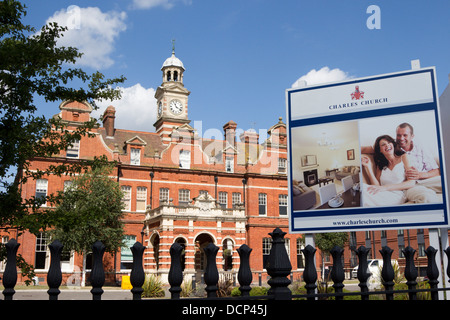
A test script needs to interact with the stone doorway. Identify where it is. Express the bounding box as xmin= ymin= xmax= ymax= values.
xmin=194 ymin=233 xmax=215 ymax=281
